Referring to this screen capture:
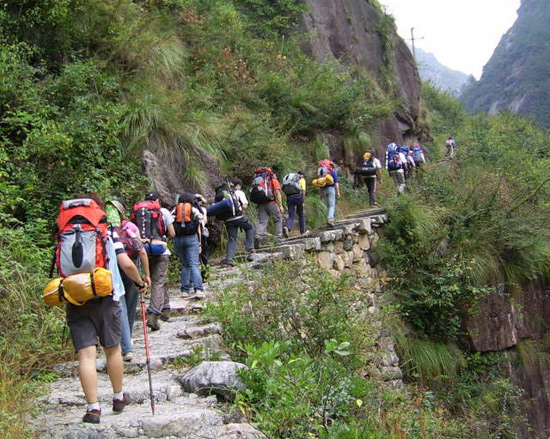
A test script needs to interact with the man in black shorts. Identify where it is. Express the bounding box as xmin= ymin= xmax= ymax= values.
xmin=66 ymin=194 xmax=149 ymax=424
